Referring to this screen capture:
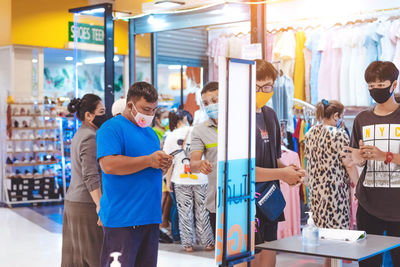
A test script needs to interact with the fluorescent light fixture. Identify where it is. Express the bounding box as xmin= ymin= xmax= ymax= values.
xmin=168 ymin=65 xmax=182 ymax=70
xmin=65 ymin=56 xmax=73 ymax=61
xmin=154 ymin=1 xmax=185 ymax=8
xmin=32 ymin=59 xmax=38 ymax=63
xmin=81 ymin=8 xmax=105 ymax=15
xmin=77 ymin=62 xmax=83 ymax=66
xmin=147 ymin=15 xmax=166 ymax=25
xmin=84 ymin=57 xmax=105 ymax=64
